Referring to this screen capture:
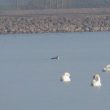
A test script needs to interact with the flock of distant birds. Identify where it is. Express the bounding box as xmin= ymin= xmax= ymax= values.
xmin=51 ymin=56 xmax=110 ymax=88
